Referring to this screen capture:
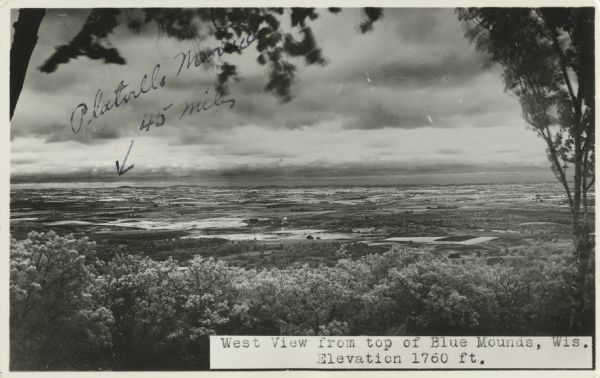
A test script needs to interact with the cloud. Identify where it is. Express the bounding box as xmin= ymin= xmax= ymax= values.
xmin=438 ymin=148 xmax=462 ymax=155
xmin=10 ymin=8 xmax=547 ymax=182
